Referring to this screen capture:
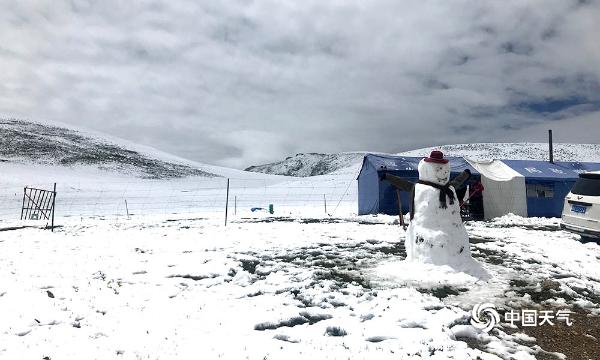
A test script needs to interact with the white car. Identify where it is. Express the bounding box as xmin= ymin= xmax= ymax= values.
xmin=561 ymin=172 xmax=600 ymax=239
